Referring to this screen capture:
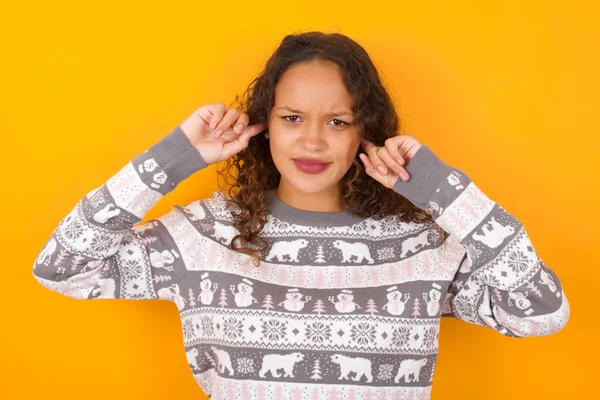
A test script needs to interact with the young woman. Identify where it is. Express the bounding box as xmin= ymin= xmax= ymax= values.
xmin=33 ymin=31 xmax=570 ymax=399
